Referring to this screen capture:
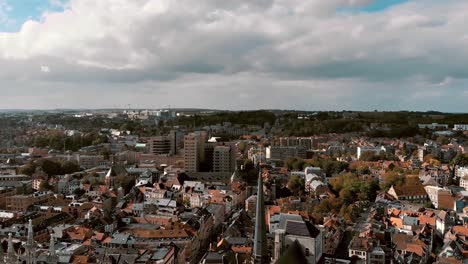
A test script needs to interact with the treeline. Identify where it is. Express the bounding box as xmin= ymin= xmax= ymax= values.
xmin=31 ymin=131 xmax=108 ymax=151
xmin=169 ymin=111 xmax=276 ymax=128
xmin=20 ymin=158 xmax=81 ymax=176
xmin=277 ymin=119 xmax=366 ymax=136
